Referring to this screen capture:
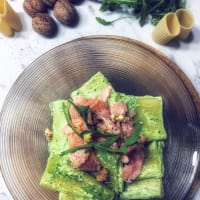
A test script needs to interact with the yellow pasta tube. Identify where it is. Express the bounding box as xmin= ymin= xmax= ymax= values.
xmin=175 ymin=9 xmax=194 ymax=40
xmin=152 ymin=13 xmax=180 ymax=44
xmin=0 ymin=17 xmax=13 ymax=36
xmin=0 ymin=0 xmax=22 ymax=32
